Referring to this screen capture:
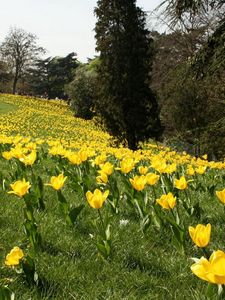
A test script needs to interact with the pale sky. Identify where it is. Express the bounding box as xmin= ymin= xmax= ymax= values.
xmin=0 ymin=0 xmax=163 ymax=62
